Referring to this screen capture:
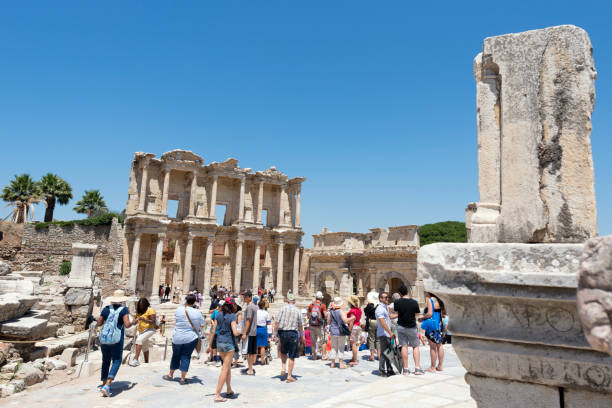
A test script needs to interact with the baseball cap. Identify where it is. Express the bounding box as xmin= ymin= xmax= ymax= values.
xmin=287 ymin=292 xmax=295 ymax=301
